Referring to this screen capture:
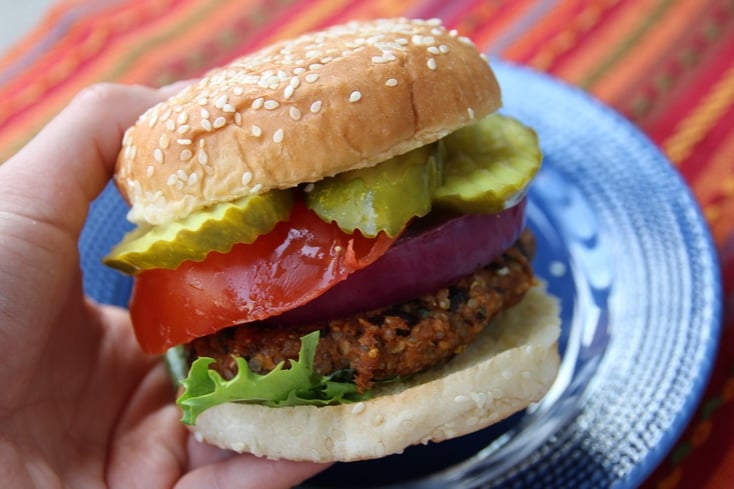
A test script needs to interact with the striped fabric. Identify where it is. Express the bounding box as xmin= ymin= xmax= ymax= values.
xmin=1 ymin=1 xmax=732 ymax=487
